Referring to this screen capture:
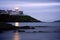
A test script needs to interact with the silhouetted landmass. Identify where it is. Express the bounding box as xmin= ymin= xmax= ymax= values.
xmin=0 ymin=22 xmax=35 ymax=33
xmin=0 ymin=22 xmax=16 ymax=33
xmin=0 ymin=14 xmax=40 ymax=22
xmin=0 ymin=12 xmax=41 ymax=33
xmin=16 ymin=26 xmax=35 ymax=29
xmin=54 ymin=20 xmax=60 ymax=22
